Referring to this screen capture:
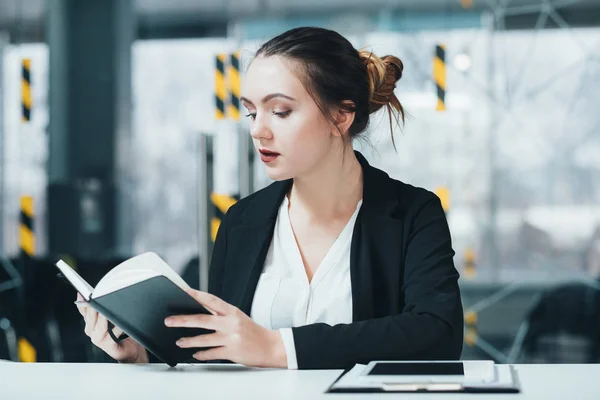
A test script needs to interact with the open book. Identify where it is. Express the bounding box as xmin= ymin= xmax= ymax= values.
xmin=55 ymin=252 xmax=212 ymax=367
